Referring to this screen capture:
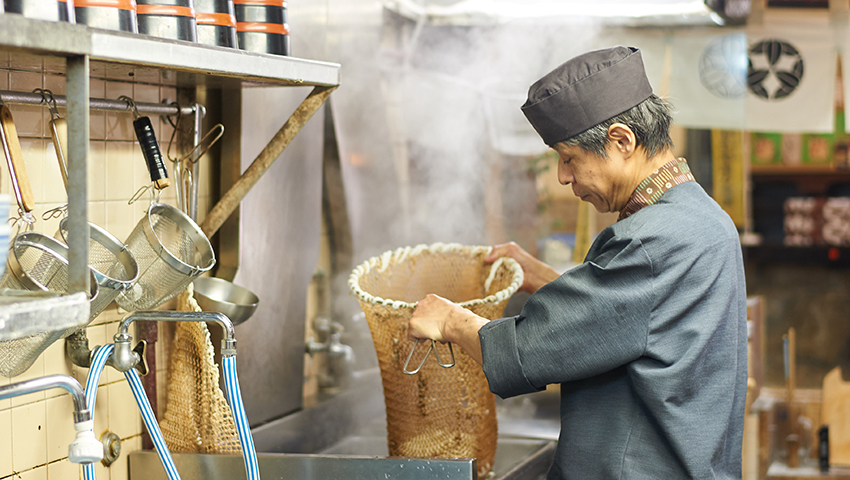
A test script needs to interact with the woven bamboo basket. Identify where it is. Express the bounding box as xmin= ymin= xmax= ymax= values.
xmin=349 ymin=243 xmax=523 ymax=477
